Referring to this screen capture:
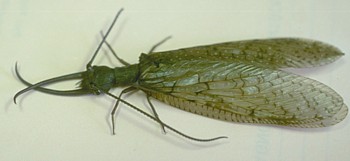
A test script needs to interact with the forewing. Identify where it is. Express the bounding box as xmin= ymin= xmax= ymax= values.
xmin=138 ymin=59 xmax=347 ymax=127
xmin=150 ymin=38 xmax=344 ymax=68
